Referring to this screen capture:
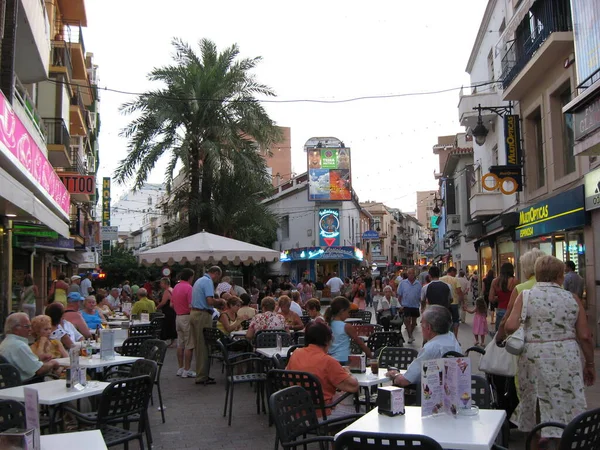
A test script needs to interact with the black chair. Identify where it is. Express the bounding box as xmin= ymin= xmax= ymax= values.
xmin=217 ymin=339 xmax=268 ymax=426
xmin=255 ymin=331 xmax=292 ymax=349
xmin=442 ymin=351 xmax=464 ymax=358
xmin=378 ymin=347 xmax=418 ymax=371
xmin=335 ymin=431 xmax=444 ymax=450
xmin=141 ymin=339 xmax=168 ymax=424
xmin=0 ymin=399 xmax=25 ymax=432
xmin=349 ymin=310 xmax=366 ymax=321
xmin=299 ymin=315 xmax=311 ymax=326
xmin=0 ymin=364 xmax=22 ymax=389
xmin=523 ymin=407 xmax=600 ymax=450
xmin=362 ymin=310 xmax=372 ymax=324
xmin=367 ymin=332 xmax=403 ymax=355
xmin=66 ymin=375 xmax=153 ymax=449
xmin=203 ymin=327 xmax=245 ymax=376
xmin=149 ymin=312 xmax=164 ymax=321
xmin=271 ymin=354 xmax=286 ymax=369
xmin=150 ymin=317 xmax=164 ymax=338
xmin=129 ymin=324 xmax=155 ymax=337
xmin=286 ymin=345 xmax=301 ymax=359
xmin=120 ymin=335 xmax=153 ymax=356
xmin=270 ymin=386 xmax=359 ymax=450
xmin=471 ymin=375 xmax=492 ymax=409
